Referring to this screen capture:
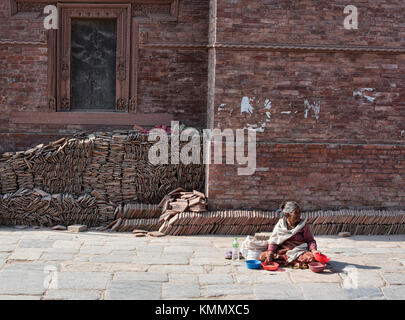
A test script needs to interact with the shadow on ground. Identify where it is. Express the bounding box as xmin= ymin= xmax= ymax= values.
xmin=327 ymin=260 xmax=380 ymax=272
